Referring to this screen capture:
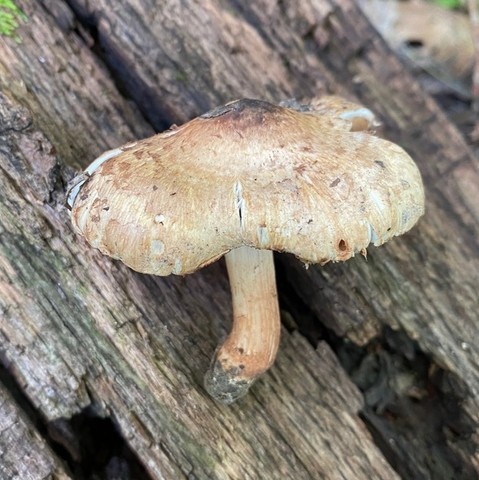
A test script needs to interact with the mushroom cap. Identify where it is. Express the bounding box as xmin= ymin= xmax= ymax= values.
xmin=69 ymin=99 xmax=425 ymax=275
